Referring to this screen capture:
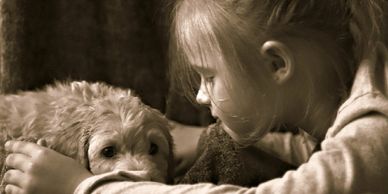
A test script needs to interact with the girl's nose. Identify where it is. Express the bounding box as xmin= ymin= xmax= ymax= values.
xmin=196 ymin=87 xmax=210 ymax=105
